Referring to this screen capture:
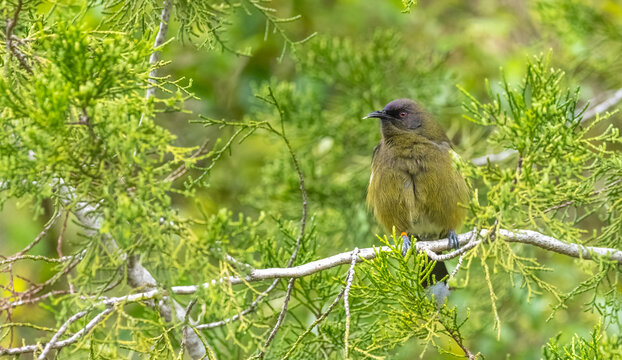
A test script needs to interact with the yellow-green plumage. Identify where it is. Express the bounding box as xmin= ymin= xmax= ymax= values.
xmin=366 ymin=98 xmax=469 ymax=242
